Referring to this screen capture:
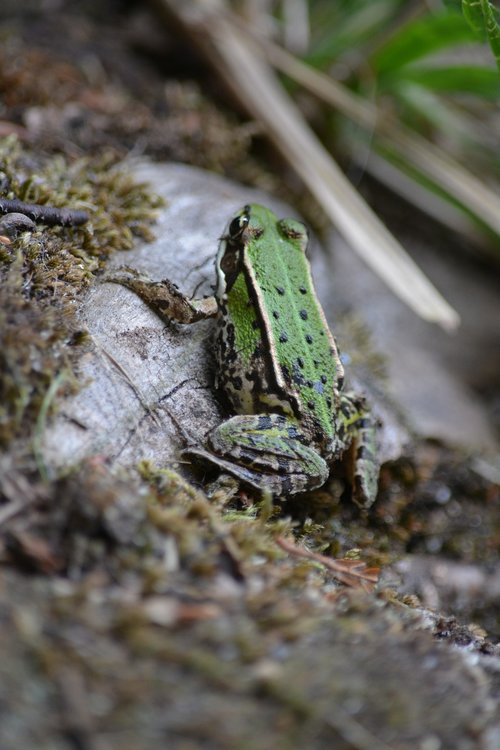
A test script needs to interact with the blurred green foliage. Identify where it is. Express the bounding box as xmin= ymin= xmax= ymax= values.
xmin=291 ymin=1 xmax=500 ymax=244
